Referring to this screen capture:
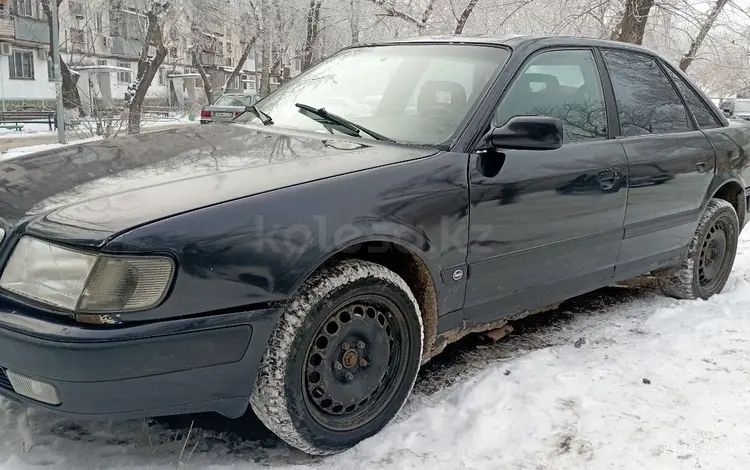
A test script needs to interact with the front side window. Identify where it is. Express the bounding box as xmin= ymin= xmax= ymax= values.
xmin=235 ymin=45 xmax=509 ymax=145
xmin=602 ymin=50 xmax=689 ymax=137
xmin=9 ymin=50 xmax=34 ymax=80
xmin=662 ymin=65 xmax=721 ymax=129
xmin=494 ymin=49 xmax=607 ymax=143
